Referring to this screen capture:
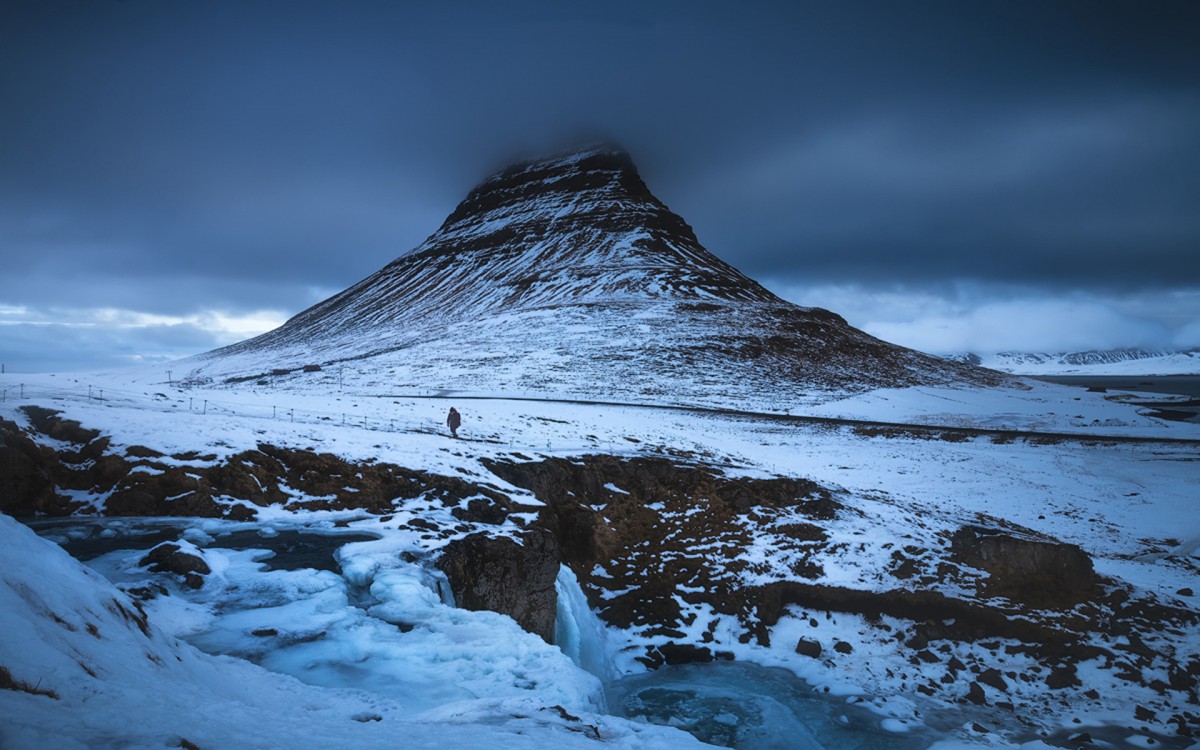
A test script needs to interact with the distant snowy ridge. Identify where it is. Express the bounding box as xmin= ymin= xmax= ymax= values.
xmin=174 ymin=145 xmax=1003 ymax=409
xmin=951 ymin=348 xmax=1200 ymax=376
